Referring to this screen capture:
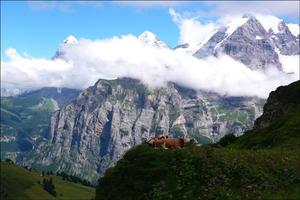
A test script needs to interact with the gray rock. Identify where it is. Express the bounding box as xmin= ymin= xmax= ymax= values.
xmin=194 ymin=16 xmax=299 ymax=71
xmin=268 ymin=21 xmax=299 ymax=55
xmin=20 ymin=78 xmax=264 ymax=184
